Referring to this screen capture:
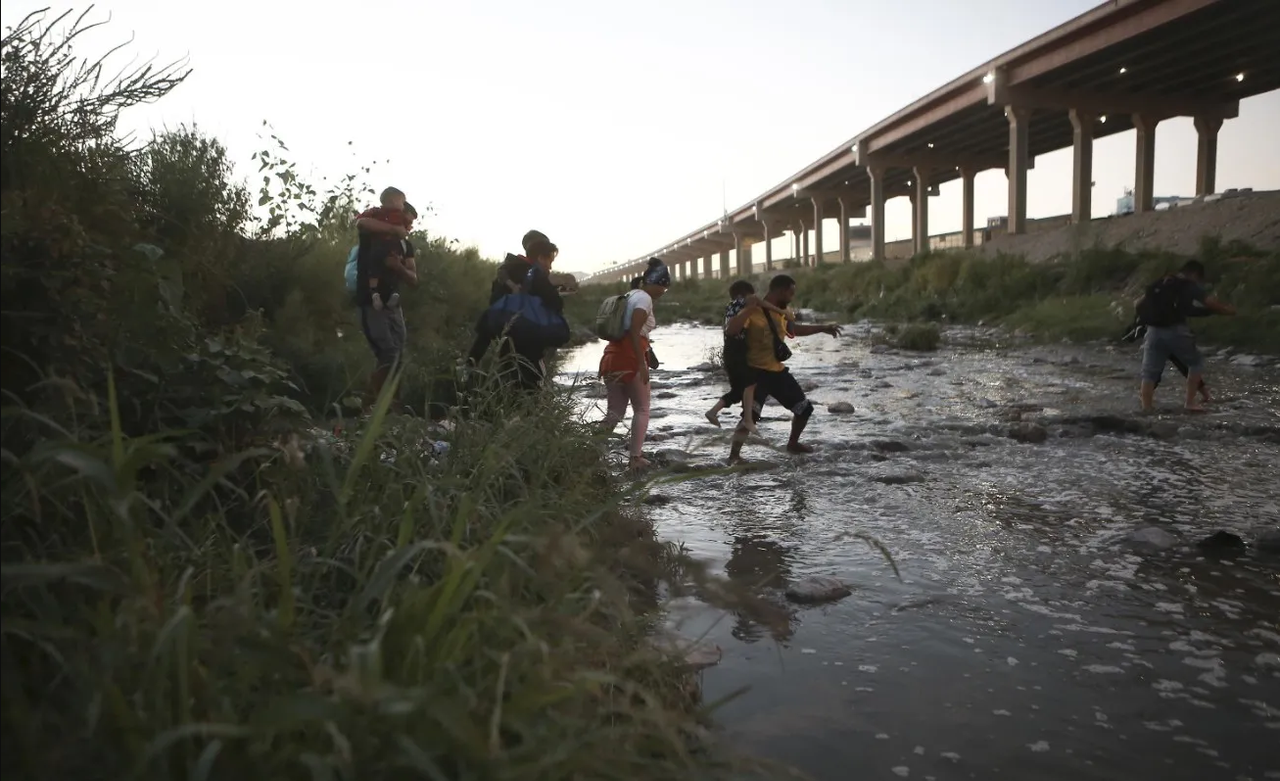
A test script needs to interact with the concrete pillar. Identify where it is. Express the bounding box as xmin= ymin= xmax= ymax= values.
xmin=791 ymin=229 xmax=801 ymax=264
xmin=703 ymin=254 xmax=713 ymax=278
xmin=913 ymin=167 xmax=931 ymax=255
xmin=801 ymin=223 xmax=810 ymax=266
xmin=718 ymin=248 xmax=730 ymax=279
xmin=837 ymin=196 xmax=852 ymax=264
xmin=868 ymin=165 xmax=886 ymax=261
xmin=733 ymin=232 xmax=753 ymax=276
xmin=686 ymin=256 xmax=697 ymax=280
xmin=1006 ymin=105 xmax=1031 ymax=235
xmin=960 ymin=167 xmax=975 ymax=249
xmin=811 ymin=198 xmax=824 ymax=267
xmin=1133 ymin=113 xmax=1159 ymax=214
xmin=762 ymin=222 xmax=775 ymax=270
xmin=1069 ymin=109 xmax=1095 ymax=224
xmin=1194 ymin=115 xmax=1222 ymax=197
